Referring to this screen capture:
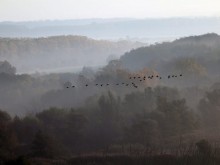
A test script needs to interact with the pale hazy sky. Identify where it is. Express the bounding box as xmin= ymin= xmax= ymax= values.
xmin=0 ymin=0 xmax=220 ymax=21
